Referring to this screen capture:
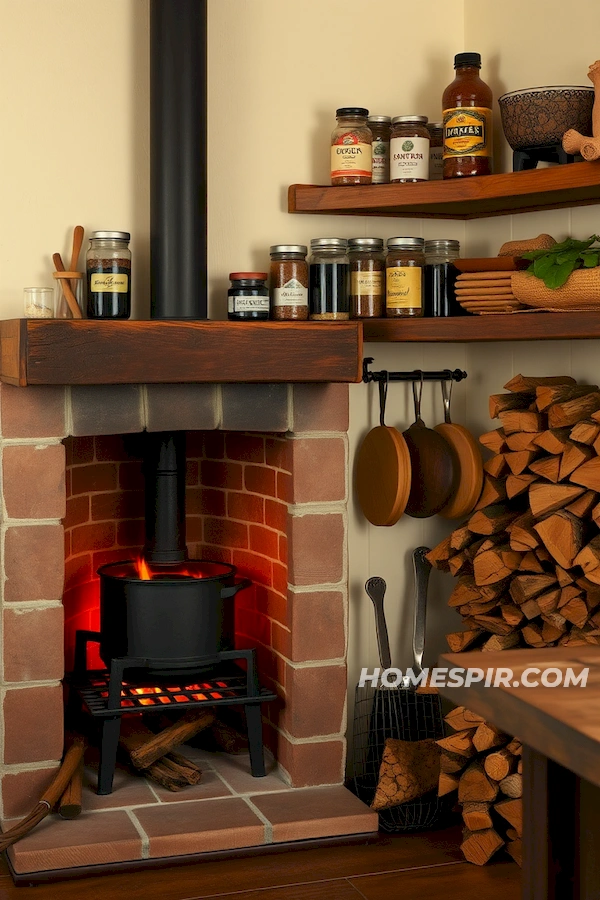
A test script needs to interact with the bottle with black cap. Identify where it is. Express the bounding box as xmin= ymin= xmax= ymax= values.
xmin=442 ymin=52 xmax=493 ymax=178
